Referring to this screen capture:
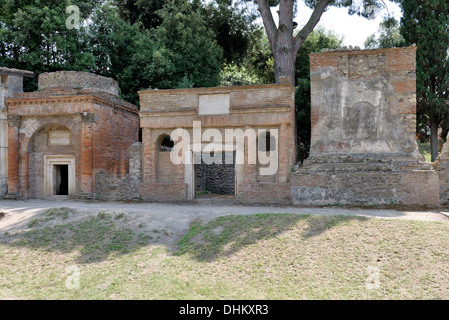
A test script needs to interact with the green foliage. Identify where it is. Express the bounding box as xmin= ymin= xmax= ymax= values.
xmin=88 ymin=3 xmax=144 ymax=103
xmin=0 ymin=0 xmax=100 ymax=91
xmin=0 ymin=0 xmax=229 ymax=105
xmin=401 ymin=0 xmax=449 ymax=113
xmin=400 ymin=0 xmax=449 ymax=160
xmin=305 ymin=0 xmax=387 ymax=18
xmin=152 ymin=1 xmax=224 ymax=88
xmin=114 ymin=0 xmax=168 ymax=29
xmin=201 ymin=1 xmax=258 ymax=65
xmin=364 ymin=16 xmax=405 ymax=49
xmin=245 ymin=34 xmax=276 ymax=84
